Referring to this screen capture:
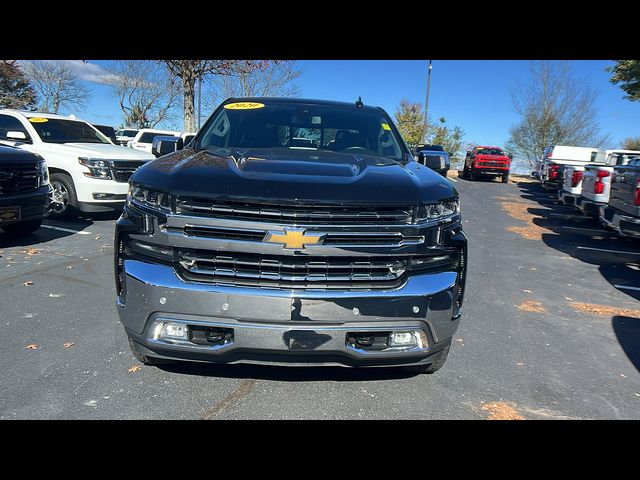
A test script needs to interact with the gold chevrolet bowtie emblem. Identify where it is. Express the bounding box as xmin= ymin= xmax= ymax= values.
xmin=264 ymin=228 xmax=325 ymax=250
